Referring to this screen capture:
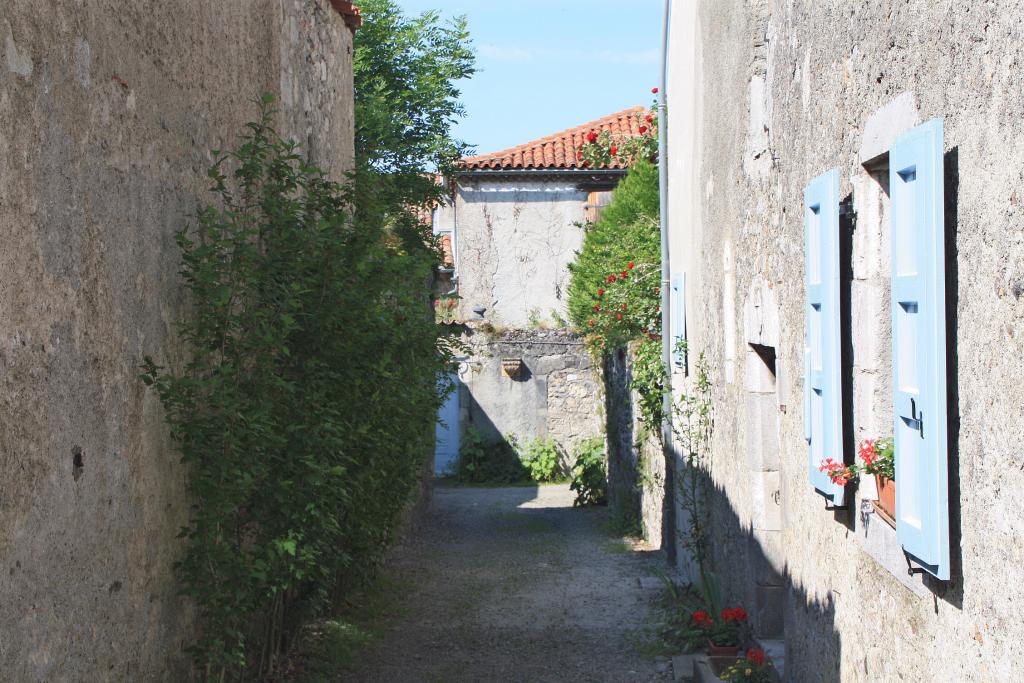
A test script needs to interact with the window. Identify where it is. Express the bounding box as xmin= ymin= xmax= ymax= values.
xmin=803 ymin=169 xmax=846 ymax=507
xmin=888 ymin=118 xmax=950 ymax=580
